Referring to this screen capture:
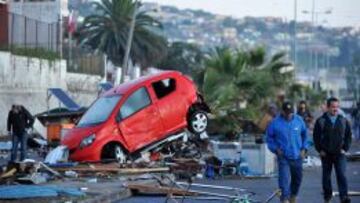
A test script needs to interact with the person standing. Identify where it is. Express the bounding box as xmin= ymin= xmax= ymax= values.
xmin=297 ymin=100 xmax=313 ymax=129
xmin=313 ymin=97 xmax=352 ymax=203
xmin=266 ymin=101 xmax=308 ymax=203
xmin=7 ymin=104 xmax=34 ymax=162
